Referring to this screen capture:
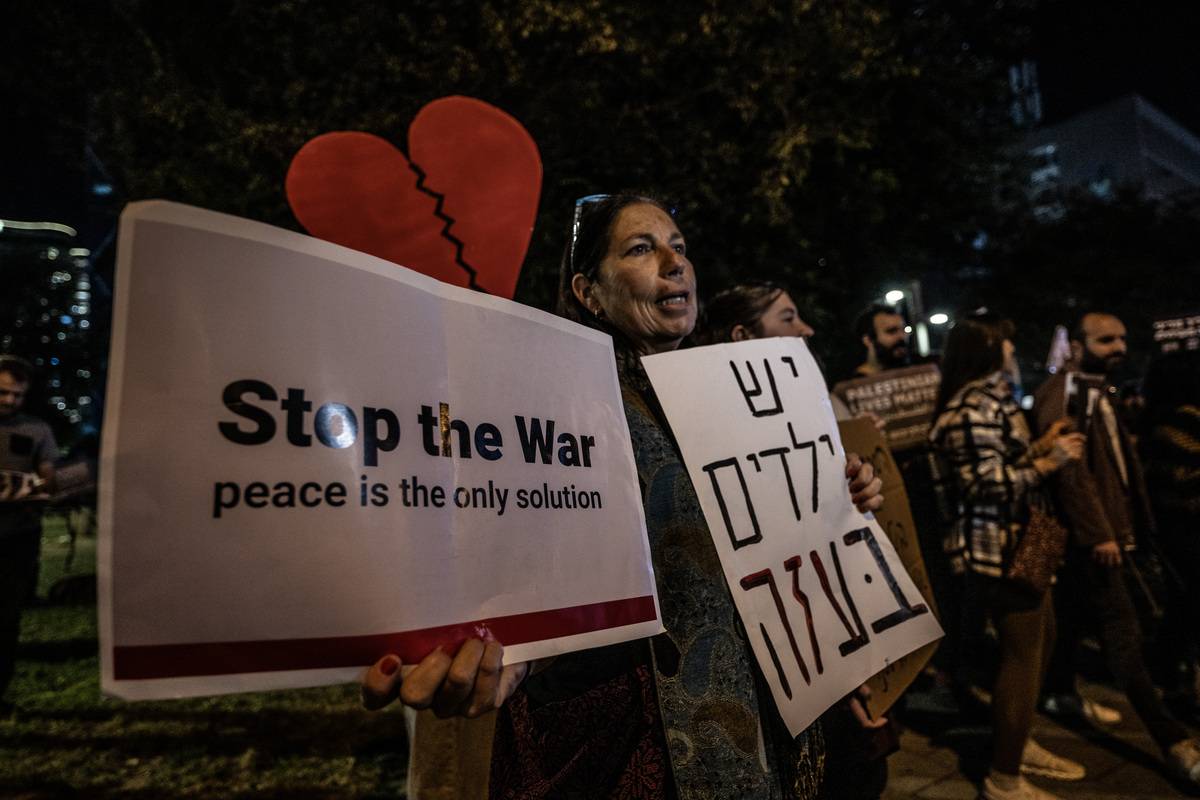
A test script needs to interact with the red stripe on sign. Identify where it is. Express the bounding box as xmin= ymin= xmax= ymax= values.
xmin=112 ymin=595 xmax=658 ymax=680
